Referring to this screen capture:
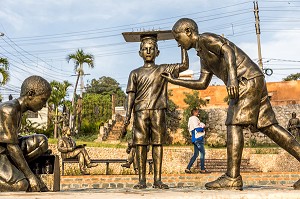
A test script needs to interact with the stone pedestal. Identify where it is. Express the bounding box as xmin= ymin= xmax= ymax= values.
xmin=30 ymin=154 xmax=60 ymax=192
